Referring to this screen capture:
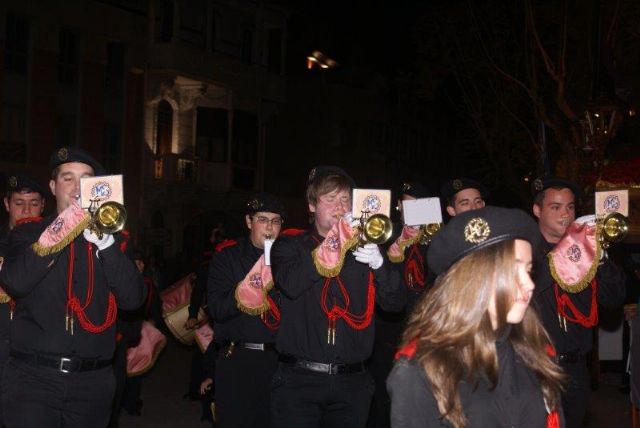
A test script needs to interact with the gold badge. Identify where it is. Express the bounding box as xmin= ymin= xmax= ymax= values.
xmin=464 ymin=217 xmax=491 ymax=244
xmin=452 ymin=179 xmax=463 ymax=191
xmin=533 ymin=178 xmax=543 ymax=191
xmin=57 ymin=148 xmax=69 ymax=161
xmin=248 ymin=199 xmax=260 ymax=210
xmin=8 ymin=176 xmax=17 ymax=188
xmin=401 ymin=182 xmax=411 ymax=193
